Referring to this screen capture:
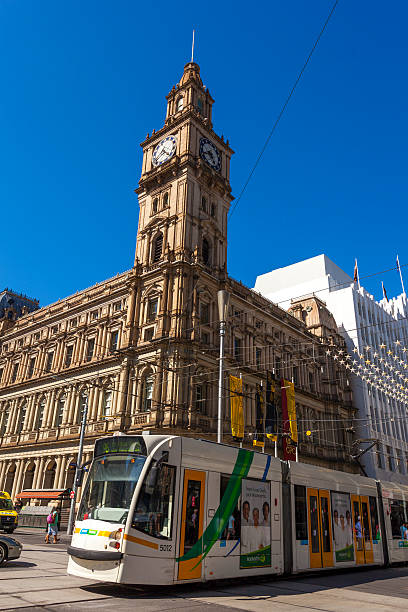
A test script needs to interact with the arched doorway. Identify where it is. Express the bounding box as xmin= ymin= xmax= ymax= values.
xmin=22 ymin=462 xmax=35 ymax=490
xmin=65 ymin=463 xmax=75 ymax=490
xmin=4 ymin=464 xmax=15 ymax=494
xmin=42 ymin=461 xmax=56 ymax=489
